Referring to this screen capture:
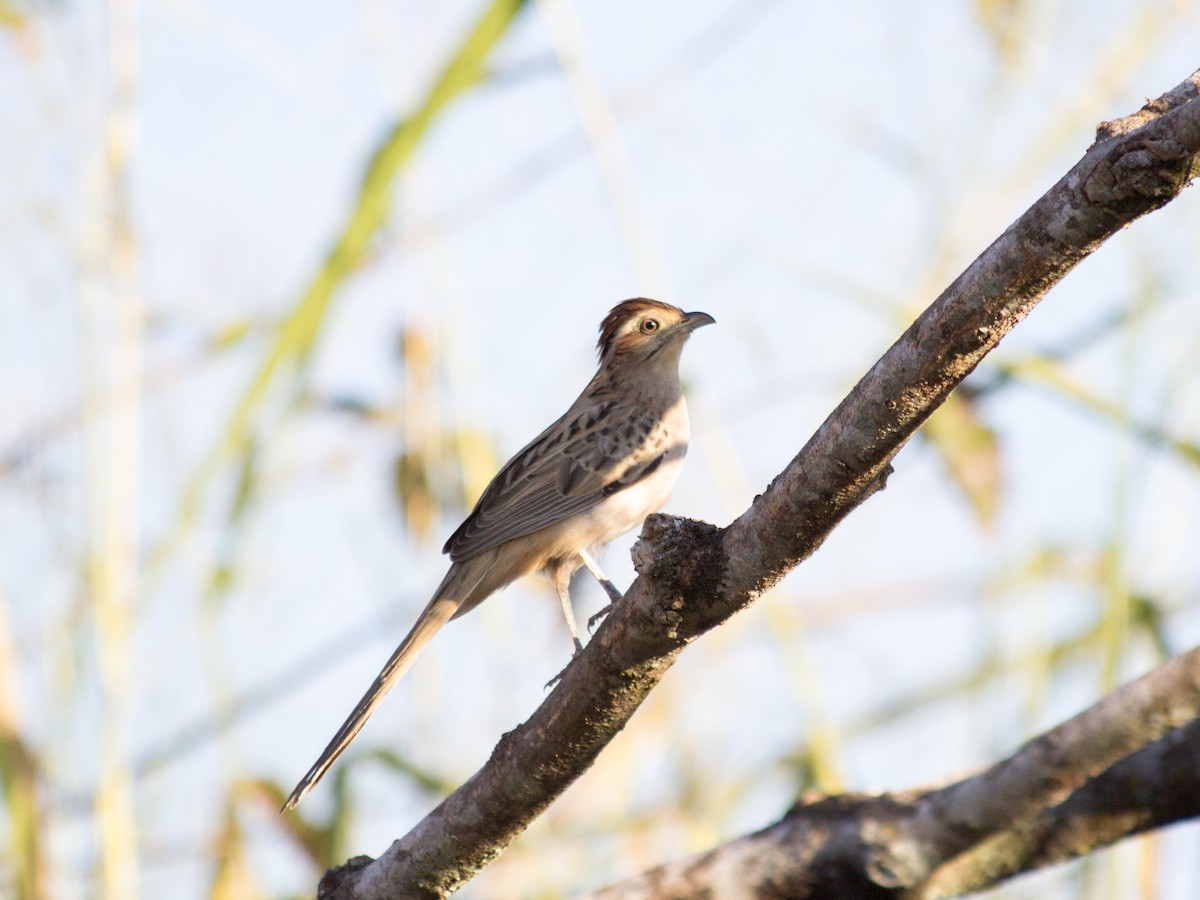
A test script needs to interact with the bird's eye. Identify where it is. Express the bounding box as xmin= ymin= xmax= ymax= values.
xmin=639 ymin=318 xmax=660 ymax=335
